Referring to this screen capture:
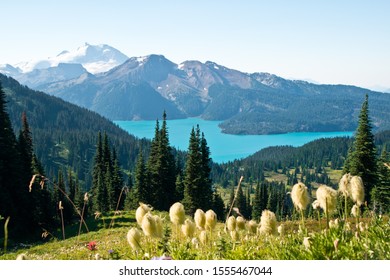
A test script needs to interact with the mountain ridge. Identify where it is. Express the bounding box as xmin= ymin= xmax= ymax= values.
xmin=2 ymin=44 xmax=390 ymax=134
